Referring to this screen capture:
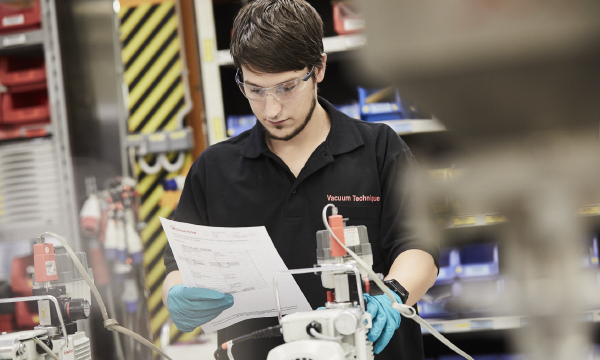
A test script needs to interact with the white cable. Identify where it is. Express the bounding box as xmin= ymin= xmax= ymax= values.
xmin=34 ymin=337 xmax=60 ymax=360
xmin=321 ymin=204 xmax=474 ymax=360
xmin=129 ymin=147 xmax=139 ymax=178
xmin=309 ymin=327 xmax=344 ymax=341
xmin=400 ymin=306 xmax=475 ymax=360
xmin=159 ymin=152 xmax=186 ymax=173
xmin=137 ymin=155 xmax=163 ymax=175
xmin=227 ymin=340 xmax=235 ymax=360
xmin=40 ymin=232 xmax=174 ymax=360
